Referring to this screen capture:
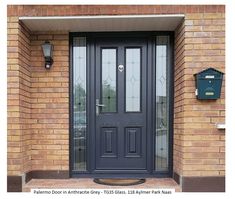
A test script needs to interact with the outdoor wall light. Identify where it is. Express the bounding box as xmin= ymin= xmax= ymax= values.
xmin=41 ymin=41 xmax=54 ymax=69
